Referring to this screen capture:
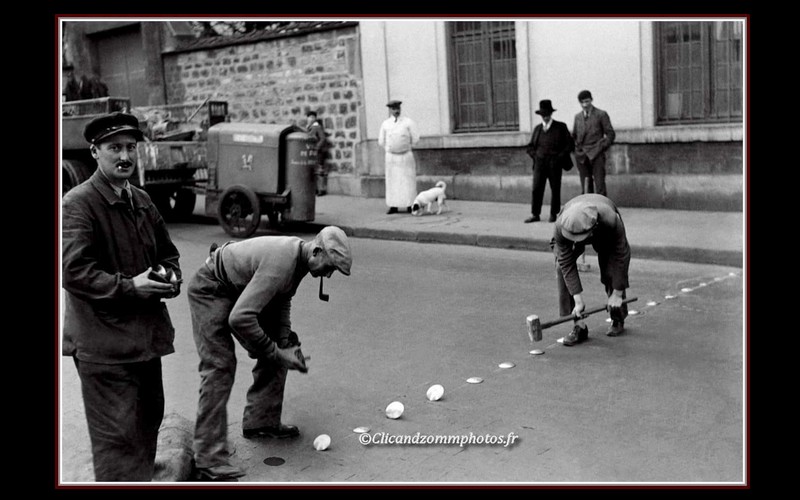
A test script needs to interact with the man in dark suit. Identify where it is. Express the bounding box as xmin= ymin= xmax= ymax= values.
xmin=524 ymin=100 xmax=574 ymax=223
xmin=551 ymin=194 xmax=631 ymax=346
xmin=572 ymin=90 xmax=615 ymax=196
